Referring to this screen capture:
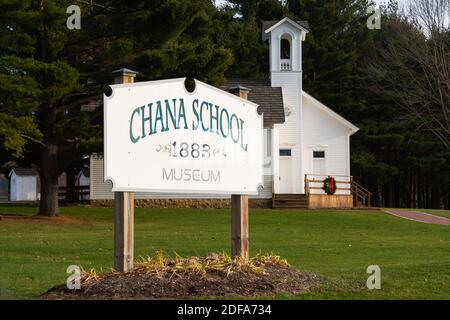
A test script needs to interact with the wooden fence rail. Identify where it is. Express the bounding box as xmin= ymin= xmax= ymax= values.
xmin=58 ymin=186 xmax=90 ymax=201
